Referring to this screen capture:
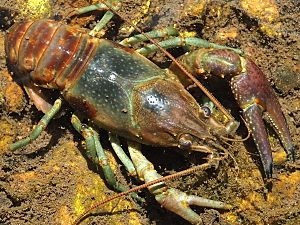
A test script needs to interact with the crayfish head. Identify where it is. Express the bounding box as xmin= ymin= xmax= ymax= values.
xmin=134 ymin=78 xmax=233 ymax=151
xmin=176 ymin=107 xmax=236 ymax=153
